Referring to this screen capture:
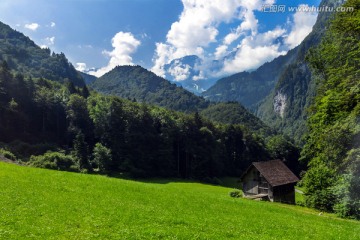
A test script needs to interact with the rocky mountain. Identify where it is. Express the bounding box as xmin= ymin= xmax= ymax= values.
xmin=255 ymin=0 xmax=343 ymax=142
xmin=202 ymin=49 xmax=298 ymax=109
xmin=202 ymin=0 xmax=342 ymax=142
xmin=0 ymin=21 xmax=84 ymax=86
